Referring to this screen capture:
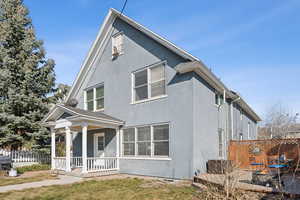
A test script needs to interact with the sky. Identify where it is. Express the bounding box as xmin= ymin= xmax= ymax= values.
xmin=24 ymin=0 xmax=300 ymax=120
